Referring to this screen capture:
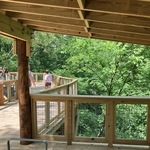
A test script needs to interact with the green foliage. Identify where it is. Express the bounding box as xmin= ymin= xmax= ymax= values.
xmin=29 ymin=32 xmax=71 ymax=73
xmin=64 ymin=37 xmax=150 ymax=96
xmin=116 ymin=104 xmax=147 ymax=139
xmin=77 ymin=103 xmax=105 ymax=137
xmin=0 ymin=36 xmax=17 ymax=71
